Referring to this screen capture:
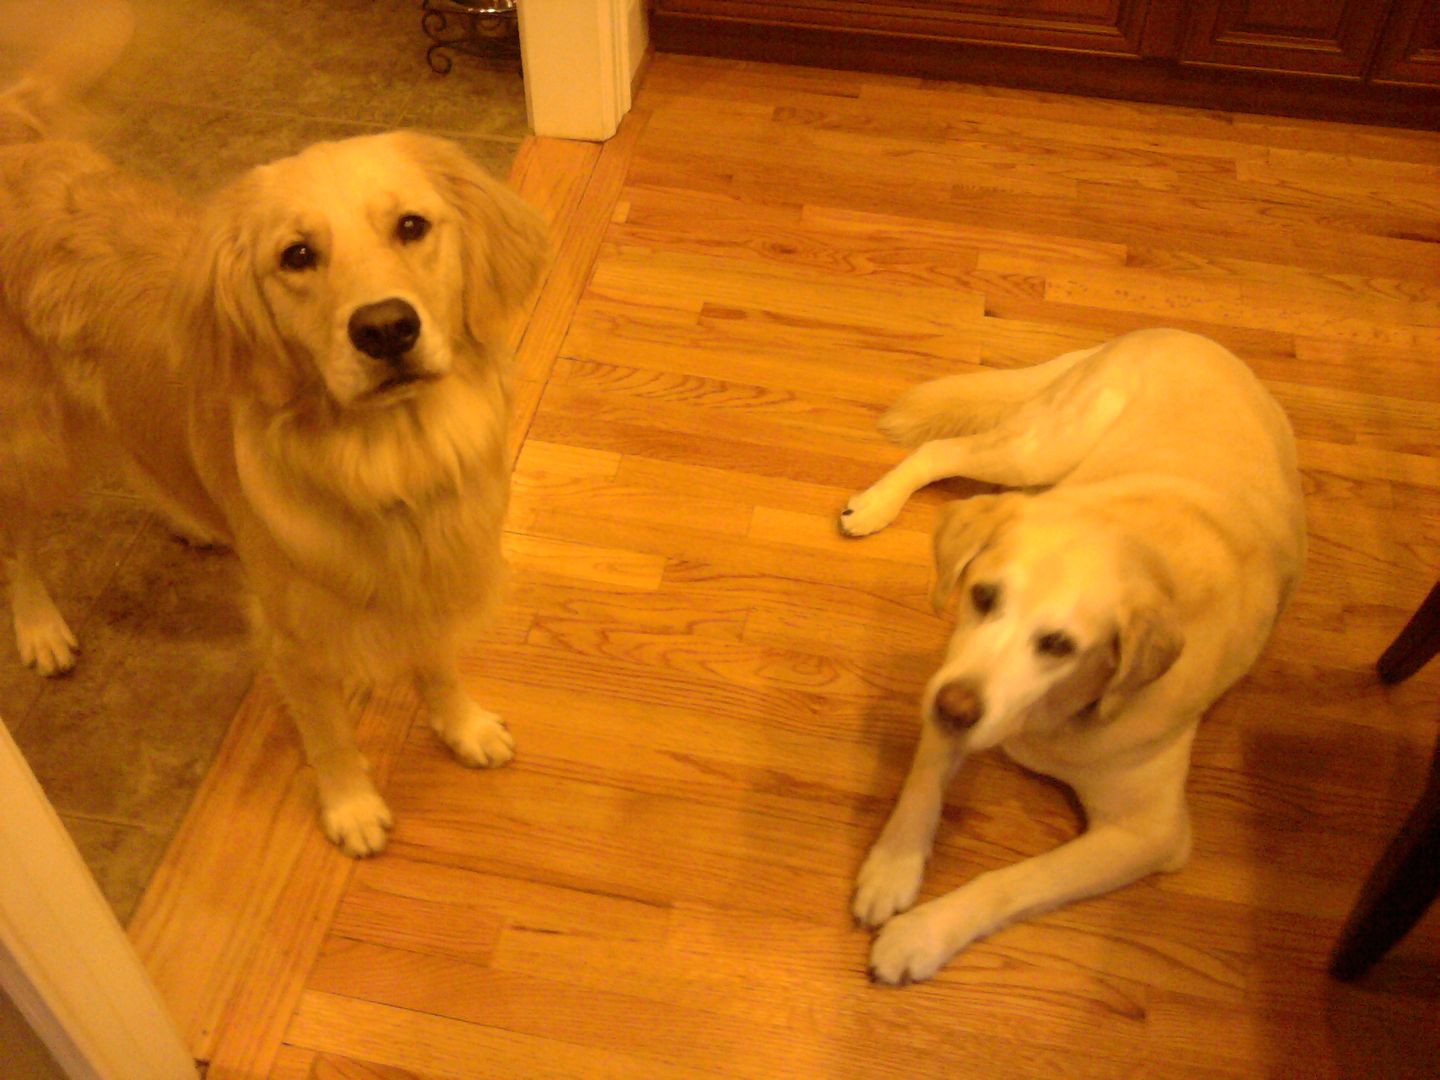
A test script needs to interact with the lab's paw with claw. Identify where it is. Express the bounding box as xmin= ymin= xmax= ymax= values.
xmin=852 ymin=846 xmax=926 ymax=928
xmin=839 ymin=484 xmax=905 ymax=537
xmin=868 ymin=902 xmax=958 ymax=986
